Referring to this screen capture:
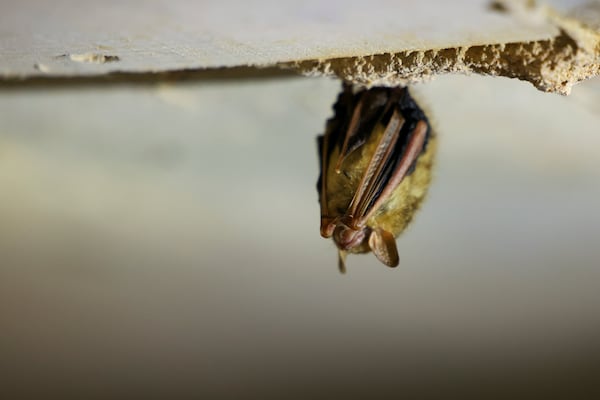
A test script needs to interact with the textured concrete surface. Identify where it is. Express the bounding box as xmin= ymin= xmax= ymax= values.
xmin=1 ymin=0 xmax=599 ymax=93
